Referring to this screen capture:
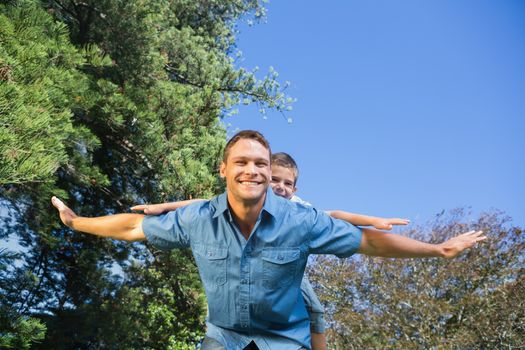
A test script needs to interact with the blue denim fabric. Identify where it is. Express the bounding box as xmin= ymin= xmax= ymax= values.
xmin=201 ymin=335 xmax=227 ymax=350
xmin=143 ymin=188 xmax=361 ymax=349
xmin=206 ymin=322 xmax=304 ymax=350
xmin=300 ymin=277 xmax=325 ymax=334
xmin=292 ymin=196 xmax=326 ymax=333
